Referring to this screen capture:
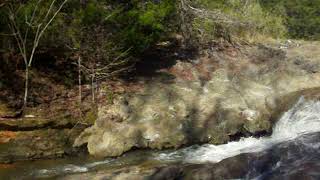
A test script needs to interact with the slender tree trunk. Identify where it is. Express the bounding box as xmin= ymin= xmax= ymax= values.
xmin=91 ymin=74 xmax=95 ymax=103
xmin=179 ymin=0 xmax=192 ymax=47
xmin=78 ymin=56 xmax=82 ymax=104
xmin=23 ymin=65 xmax=29 ymax=108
